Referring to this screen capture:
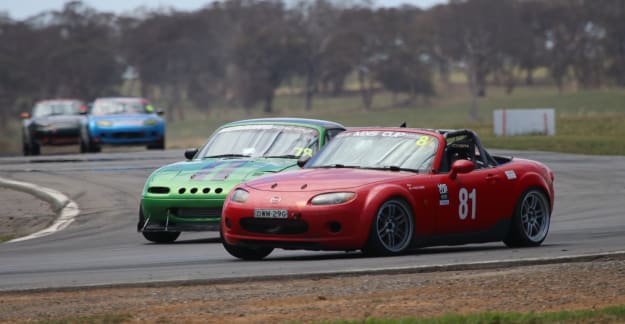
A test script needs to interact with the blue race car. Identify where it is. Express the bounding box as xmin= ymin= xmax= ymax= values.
xmin=81 ymin=97 xmax=165 ymax=153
